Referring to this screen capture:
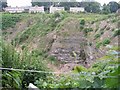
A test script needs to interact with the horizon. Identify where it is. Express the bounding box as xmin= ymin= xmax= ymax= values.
xmin=7 ymin=0 xmax=119 ymax=7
